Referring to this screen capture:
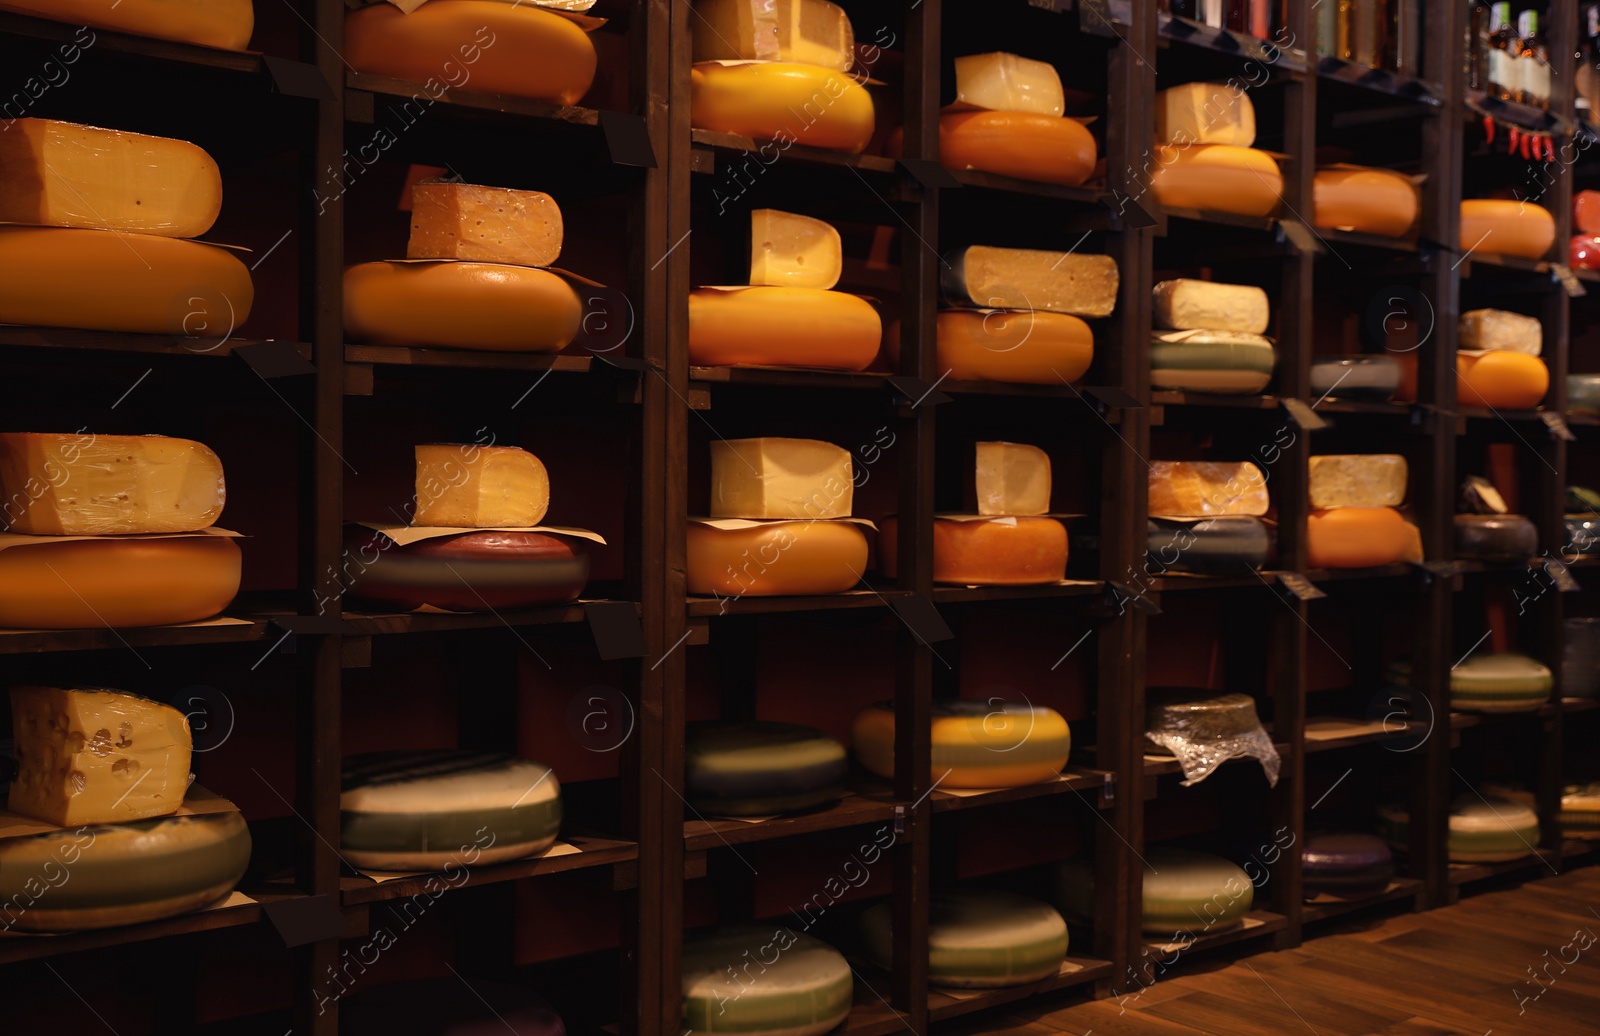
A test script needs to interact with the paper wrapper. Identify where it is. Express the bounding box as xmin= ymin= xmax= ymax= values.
xmin=1144 ymin=692 xmax=1279 ymax=788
